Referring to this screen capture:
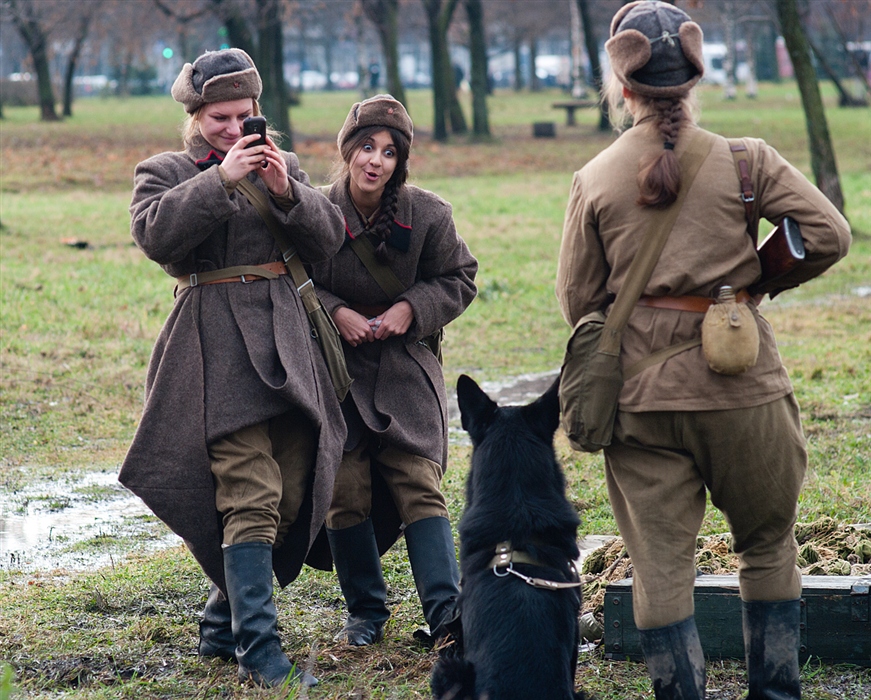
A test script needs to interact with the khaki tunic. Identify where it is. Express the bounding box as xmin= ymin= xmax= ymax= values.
xmin=119 ymin=142 xmax=347 ymax=591
xmin=556 ymin=124 xmax=851 ymax=412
